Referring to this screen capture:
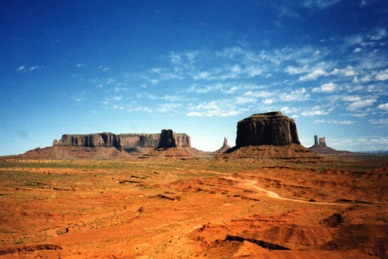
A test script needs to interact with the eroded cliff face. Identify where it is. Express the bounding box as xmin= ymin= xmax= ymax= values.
xmin=54 ymin=133 xmax=120 ymax=148
xmin=235 ymin=111 xmax=300 ymax=147
xmin=53 ymin=131 xmax=191 ymax=149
